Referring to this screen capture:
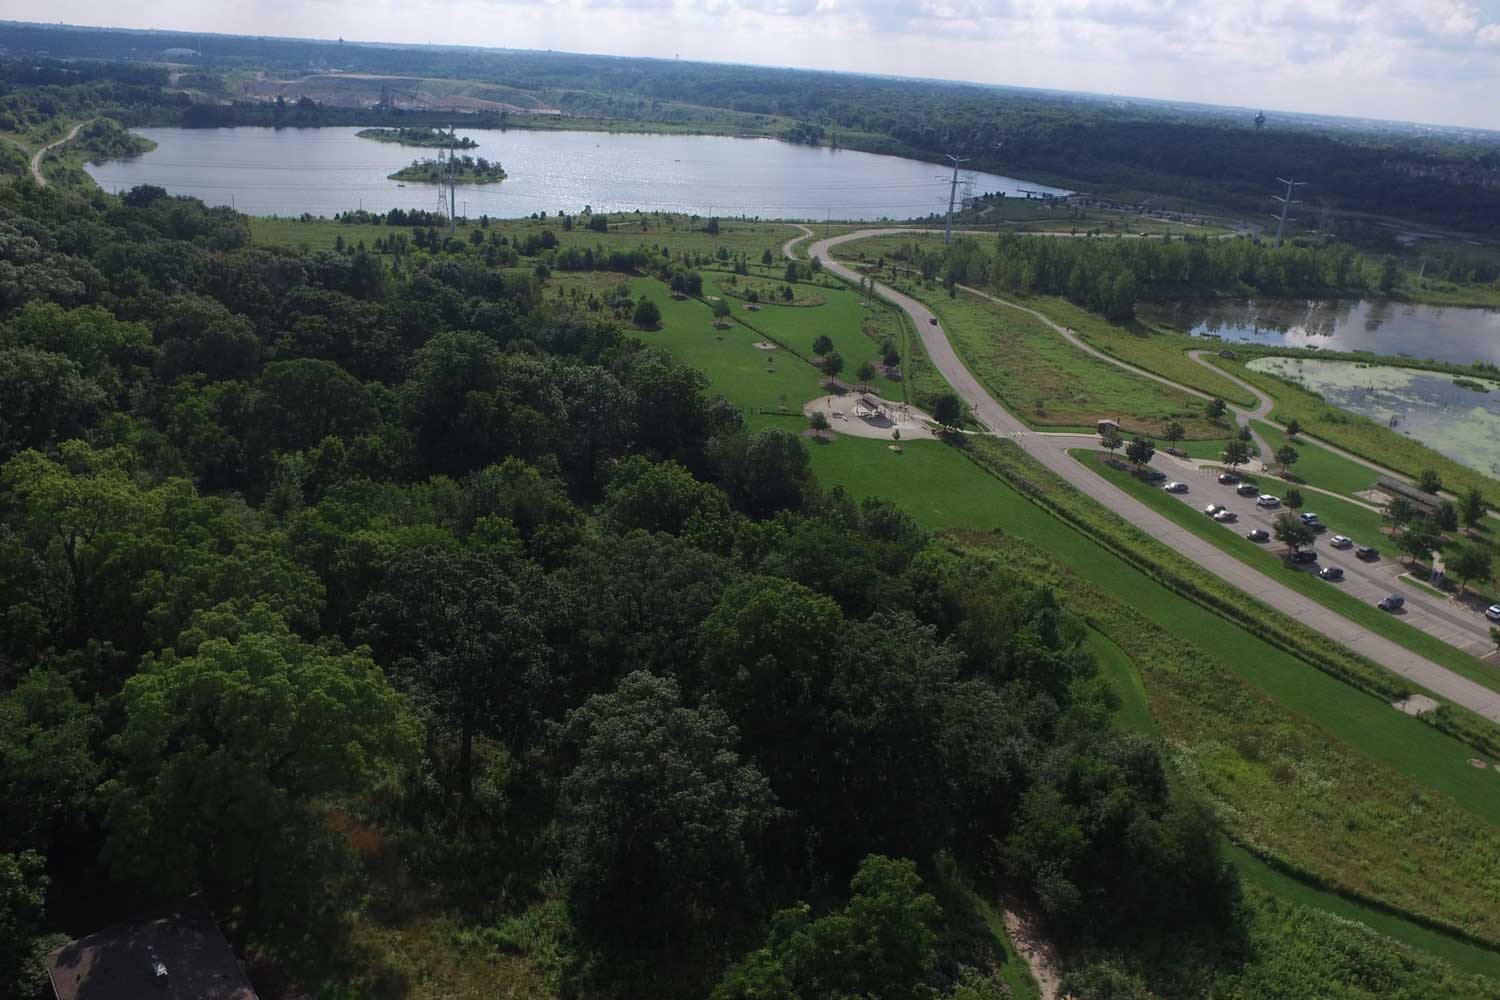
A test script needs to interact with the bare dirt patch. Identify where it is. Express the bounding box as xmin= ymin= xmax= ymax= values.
xmin=803 ymin=393 xmax=937 ymax=441
xmin=1391 ymin=694 xmax=1441 ymax=716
